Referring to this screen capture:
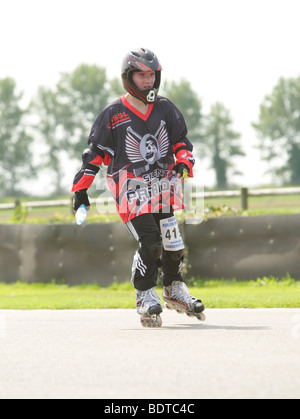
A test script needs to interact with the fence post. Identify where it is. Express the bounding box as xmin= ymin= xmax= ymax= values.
xmin=70 ymin=197 xmax=74 ymax=215
xmin=241 ymin=187 xmax=248 ymax=210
